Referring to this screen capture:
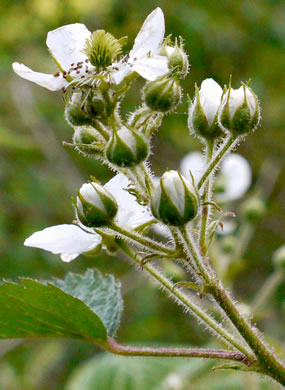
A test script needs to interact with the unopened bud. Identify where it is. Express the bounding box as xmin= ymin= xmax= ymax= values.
xmin=162 ymin=37 xmax=189 ymax=78
xmin=143 ymin=76 xmax=181 ymax=112
xmin=272 ymin=245 xmax=285 ymax=272
xmin=86 ymin=90 xmax=107 ymax=118
xmin=76 ymin=181 xmax=118 ymax=227
xmin=241 ymin=197 xmax=266 ymax=223
xmin=65 ymin=92 xmax=91 ymax=127
xmin=73 ymin=127 xmax=104 ymax=156
xmin=151 ymin=170 xmax=198 ymax=226
xmin=188 ymin=79 xmax=224 ymax=140
xmin=106 ymin=125 xmax=149 ymax=167
xmin=219 ymin=83 xmax=261 ymax=135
